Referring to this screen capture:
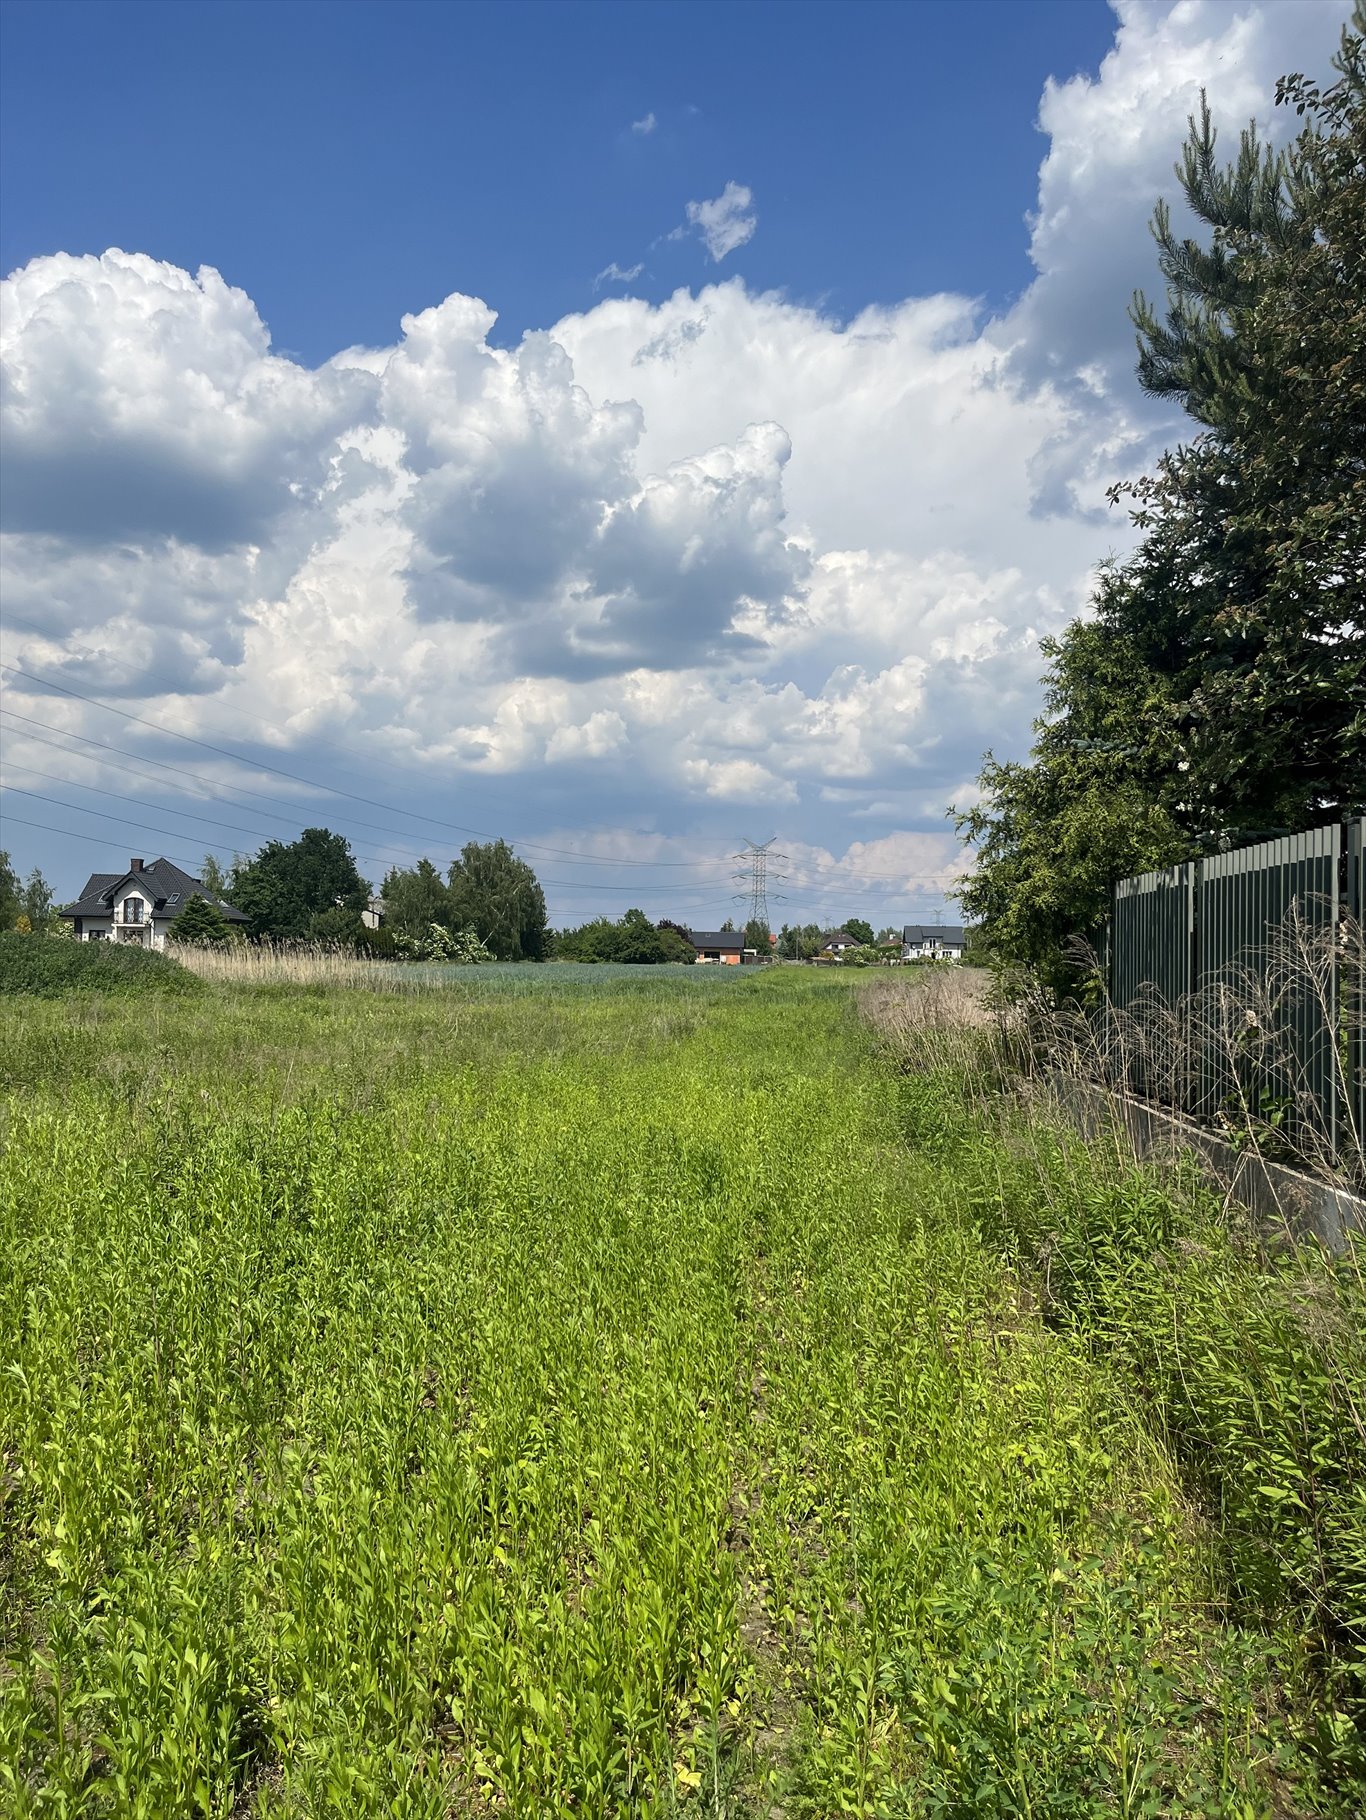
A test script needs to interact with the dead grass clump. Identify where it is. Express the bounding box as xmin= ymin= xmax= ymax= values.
xmin=175 ymin=942 xmax=420 ymax=991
